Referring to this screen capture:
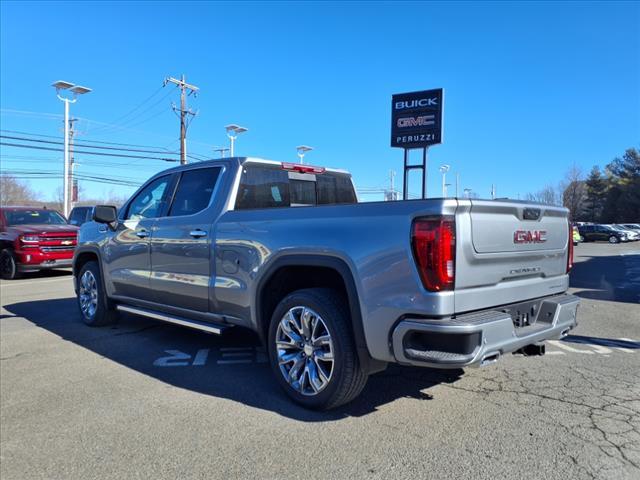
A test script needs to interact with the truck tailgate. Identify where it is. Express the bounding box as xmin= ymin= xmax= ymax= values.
xmin=454 ymin=199 xmax=570 ymax=313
